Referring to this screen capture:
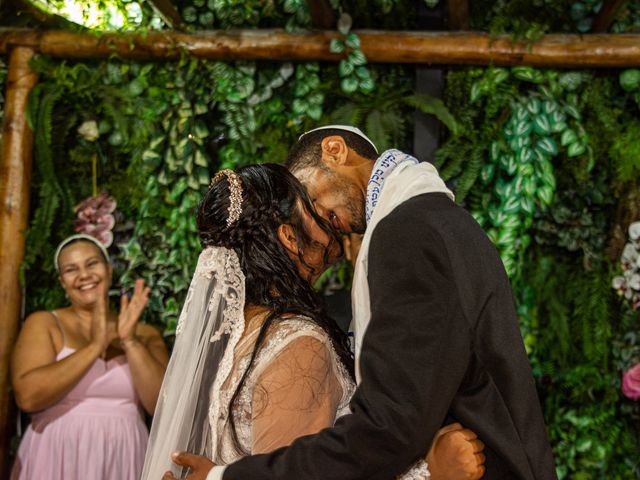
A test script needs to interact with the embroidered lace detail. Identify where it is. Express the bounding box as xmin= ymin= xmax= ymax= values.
xmin=200 ymin=247 xmax=245 ymax=460
xmin=211 ymin=317 xmax=355 ymax=465
xmin=176 ymin=247 xmax=244 ymax=340
xmin=397 ymin=460 xmax=430 ymax=479
xmin=206 ymin=313 xmax=428 ymax=478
